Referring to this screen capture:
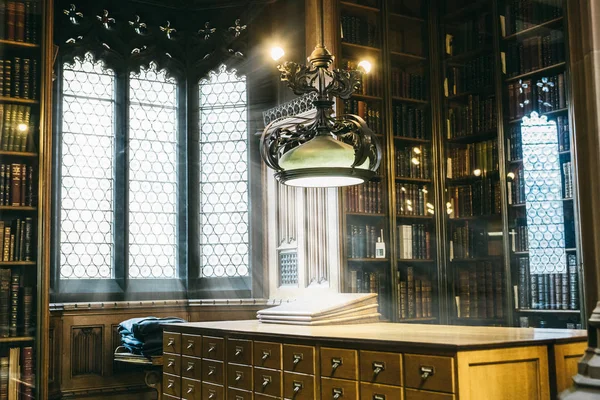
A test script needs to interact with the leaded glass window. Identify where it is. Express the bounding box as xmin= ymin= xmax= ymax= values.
xmin=59 ymin=52 xmax=115 ymax=279
xmin=129 ymin=63 xmax=178 ymax=279
xmin=199 ymin=64 xmax=249 ymax=278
